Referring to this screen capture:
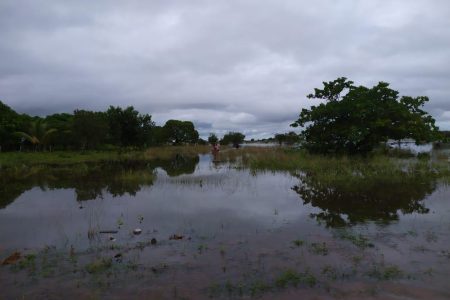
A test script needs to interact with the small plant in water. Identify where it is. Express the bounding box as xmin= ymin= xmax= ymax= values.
xmin=440 ymin=250 xmax=450 ymax=259
xmin=17 ymin=254 xmax=37 ymax=274
xmin=338 ymin=231 xmax=374 ymax=249
xmin=197 ymin=244 xmax=208 ymax=254
xmin=367 ymin=264 xmax=402 ymax=280
xmin=321 ymin=265 xmax=338 ymax=280
xmin=117 ymin=217 xmax=124 ymax=228
xmin=219 ymin=246 xmax=226 ymax=257
xmin=351 ymin=255 xmax=363 ymax=266
xmin=292 ymin=239 xmax=305 ymax=247
xmin=309 ymin=242 xmax=328 ymax=255
xmin=423 ymin=268 xmax=434 ymax=276
xmin=249 ymin=280 xmax=272 ymax=296
xmin=425 ymin=230 xmax=438 ymax=243
xmin=275 ymin=269 xmax=316 ymax=288
xmin=406 ymin=230 xmax=418 ymax=237
xmin=85 ymin=258 xmax=112 ymax=274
